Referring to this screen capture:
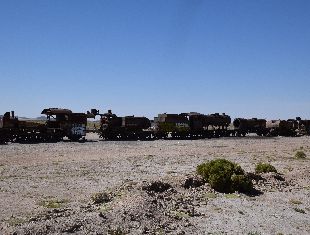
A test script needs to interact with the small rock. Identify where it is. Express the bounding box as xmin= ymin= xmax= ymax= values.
xmin=142 ymin=181 xmax=172 ymax=193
